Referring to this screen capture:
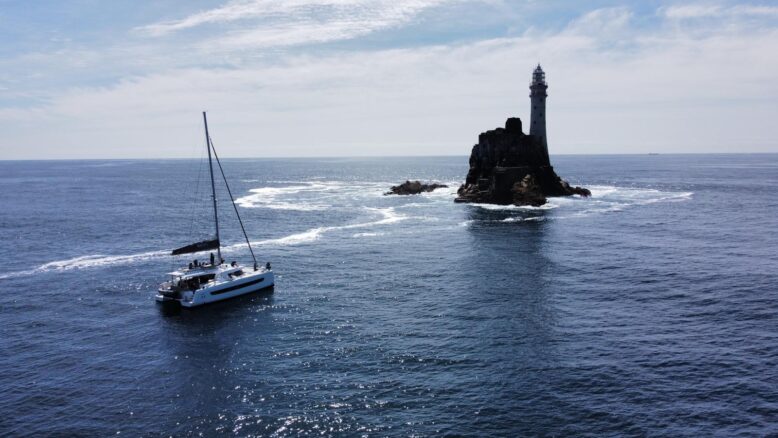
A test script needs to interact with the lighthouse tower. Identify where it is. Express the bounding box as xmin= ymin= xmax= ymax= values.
xmin=529 ymin=64 xmax=548 ymax=151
